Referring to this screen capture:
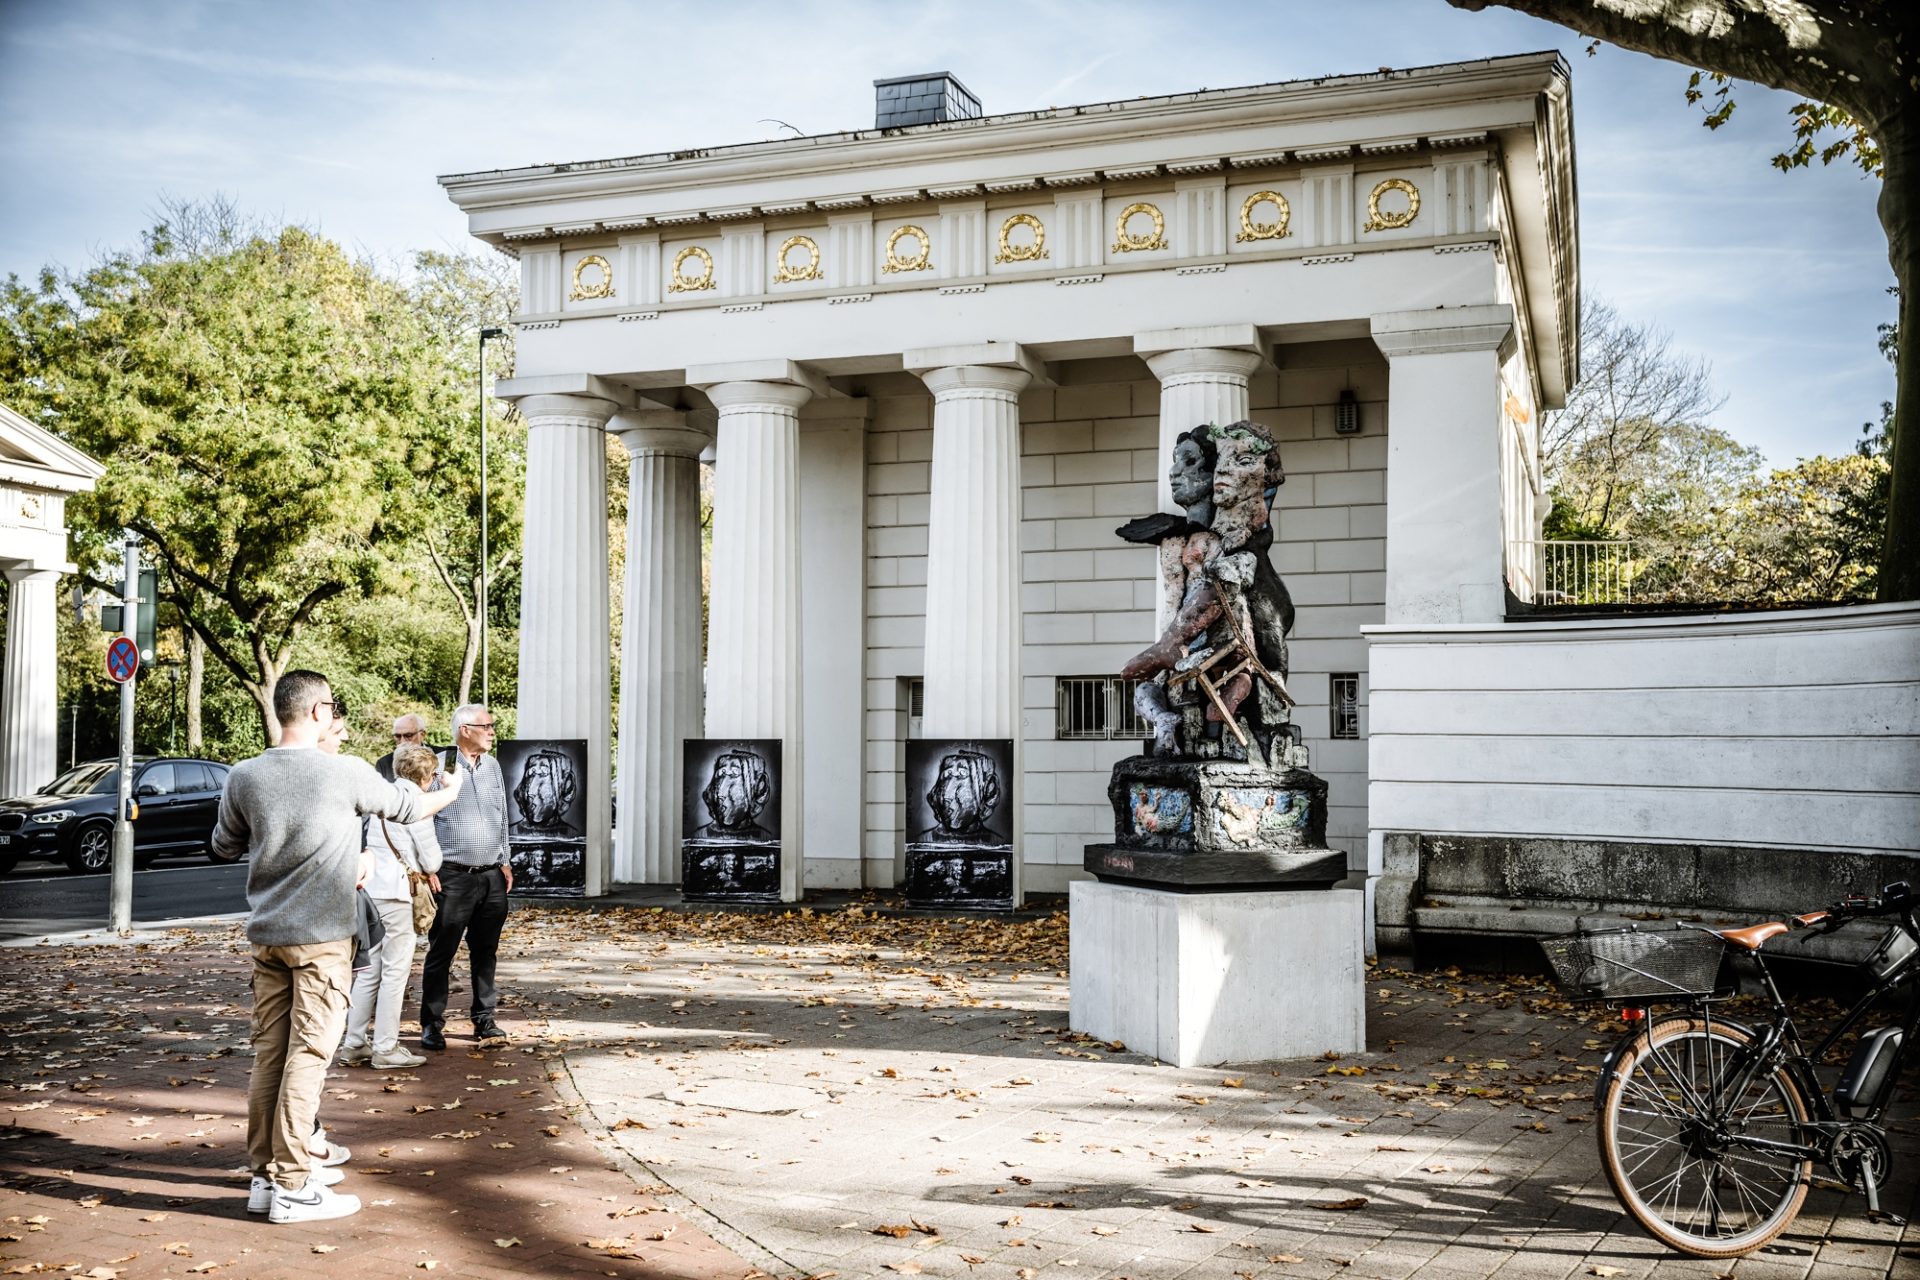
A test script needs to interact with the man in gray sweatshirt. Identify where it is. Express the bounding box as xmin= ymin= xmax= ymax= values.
xmin=211 ymin=670 xmax=464 ymax=1224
